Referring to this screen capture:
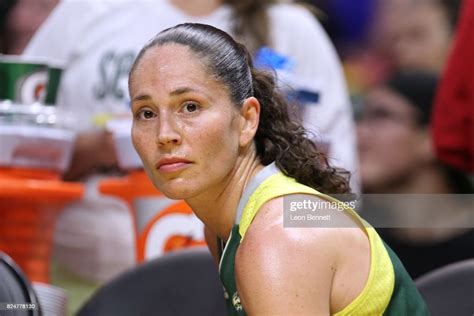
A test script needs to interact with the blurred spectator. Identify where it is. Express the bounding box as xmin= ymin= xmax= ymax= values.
xmin=0 ymin=0 xmax=58 ymax=54
xmin=432 ymin=0 xmax=474 ymax=174
xmin=23 ymin=0 xmax=358 ymax=286
xmin=376 ymin=0 xmax=461 ymax=74
xmin=358 ymin=71 xmax=441 ymax=193
xmin=341 ymin=0 xmax=461 ymax=101
xmin=357 ymin=70 xmax=474 ymax=278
